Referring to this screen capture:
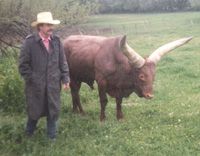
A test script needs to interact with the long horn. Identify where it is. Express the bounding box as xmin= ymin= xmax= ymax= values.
xmin=120 ymin=35 xmax=145 ymax=68
xmin=148 ymin=37 xmax=192 ymax=65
